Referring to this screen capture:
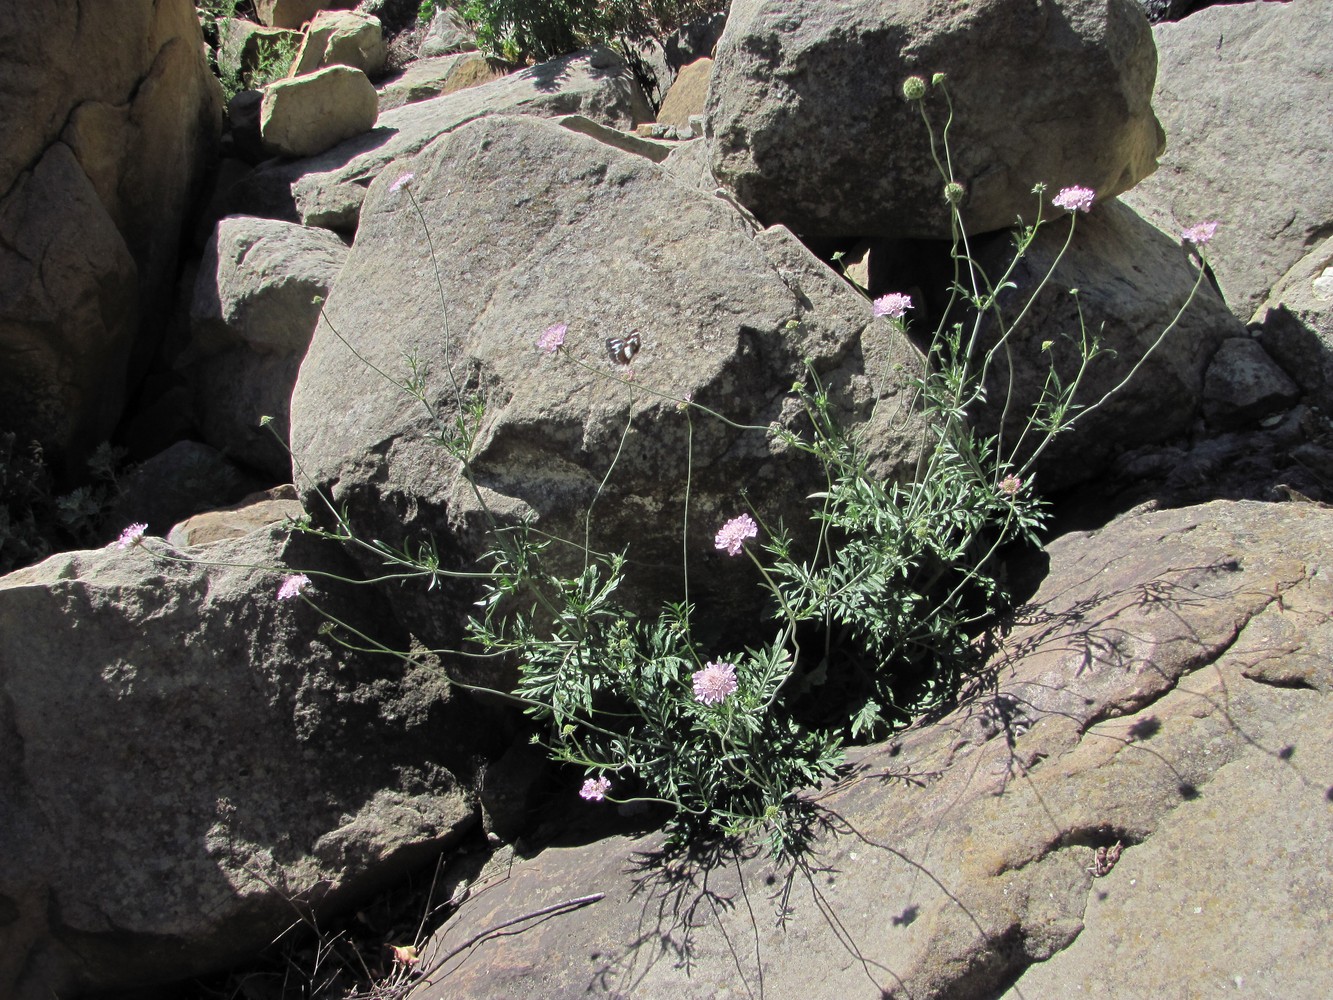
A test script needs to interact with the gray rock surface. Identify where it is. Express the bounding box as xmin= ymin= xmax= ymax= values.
xmin=0 ymin=522 xmax=494 ymax=999
xmin=261 ymin=64 xmax=380 ymax=158
xmin=1121 ymin=0 xmax=1333 ymax=320
xmin=707 ymin=0 xmax=1163 ymax=239
xmin=405 ymin=499 xmax=1333 ymax=1000
xmin=0 ymin=0 xmax=221 ymax=470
